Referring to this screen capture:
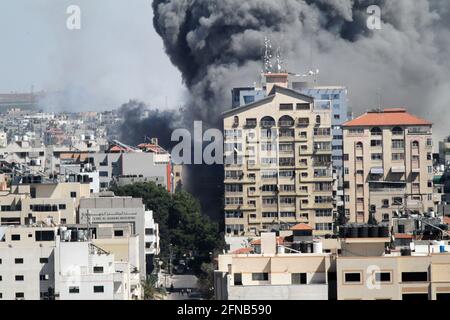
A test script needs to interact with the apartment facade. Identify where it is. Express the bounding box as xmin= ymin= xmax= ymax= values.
xmin=337 ymin=253 xmax=450 ymax=300
xmin=223 ymin=75 xmax=334 ymax=237
xmin=342 ymin=108 xmax=433 ymax=224
xmin=79 ymin=196 xmax=159 ymax=277
xmin=0 ymin=226 xmax=55 ymax=300
xmin=215 ymin=234 xmax=334 ymax=300
xmin=0 ymin=182 xmax=90 ymax=226
xmin=297 ymin=85 xmax=349 ymax=219
xmin=0 ymin=224 xmax=143 ymax=300
xmin=214 ymin=232 xmax=450 ymax=300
